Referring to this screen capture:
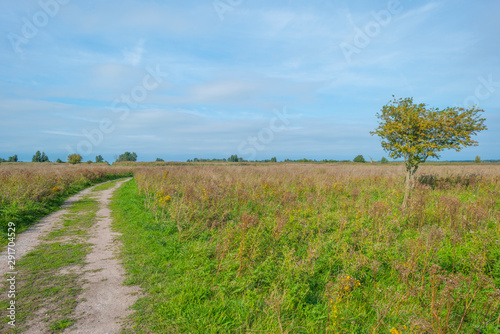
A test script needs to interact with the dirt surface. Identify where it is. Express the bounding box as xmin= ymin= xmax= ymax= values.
xmin=64 ymin=178 xmax=140 ymax=334
xmin=0 ymin=186 xmax=96 ymax=278
xmin=1 ymin=178 xmax=140 ymax=333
